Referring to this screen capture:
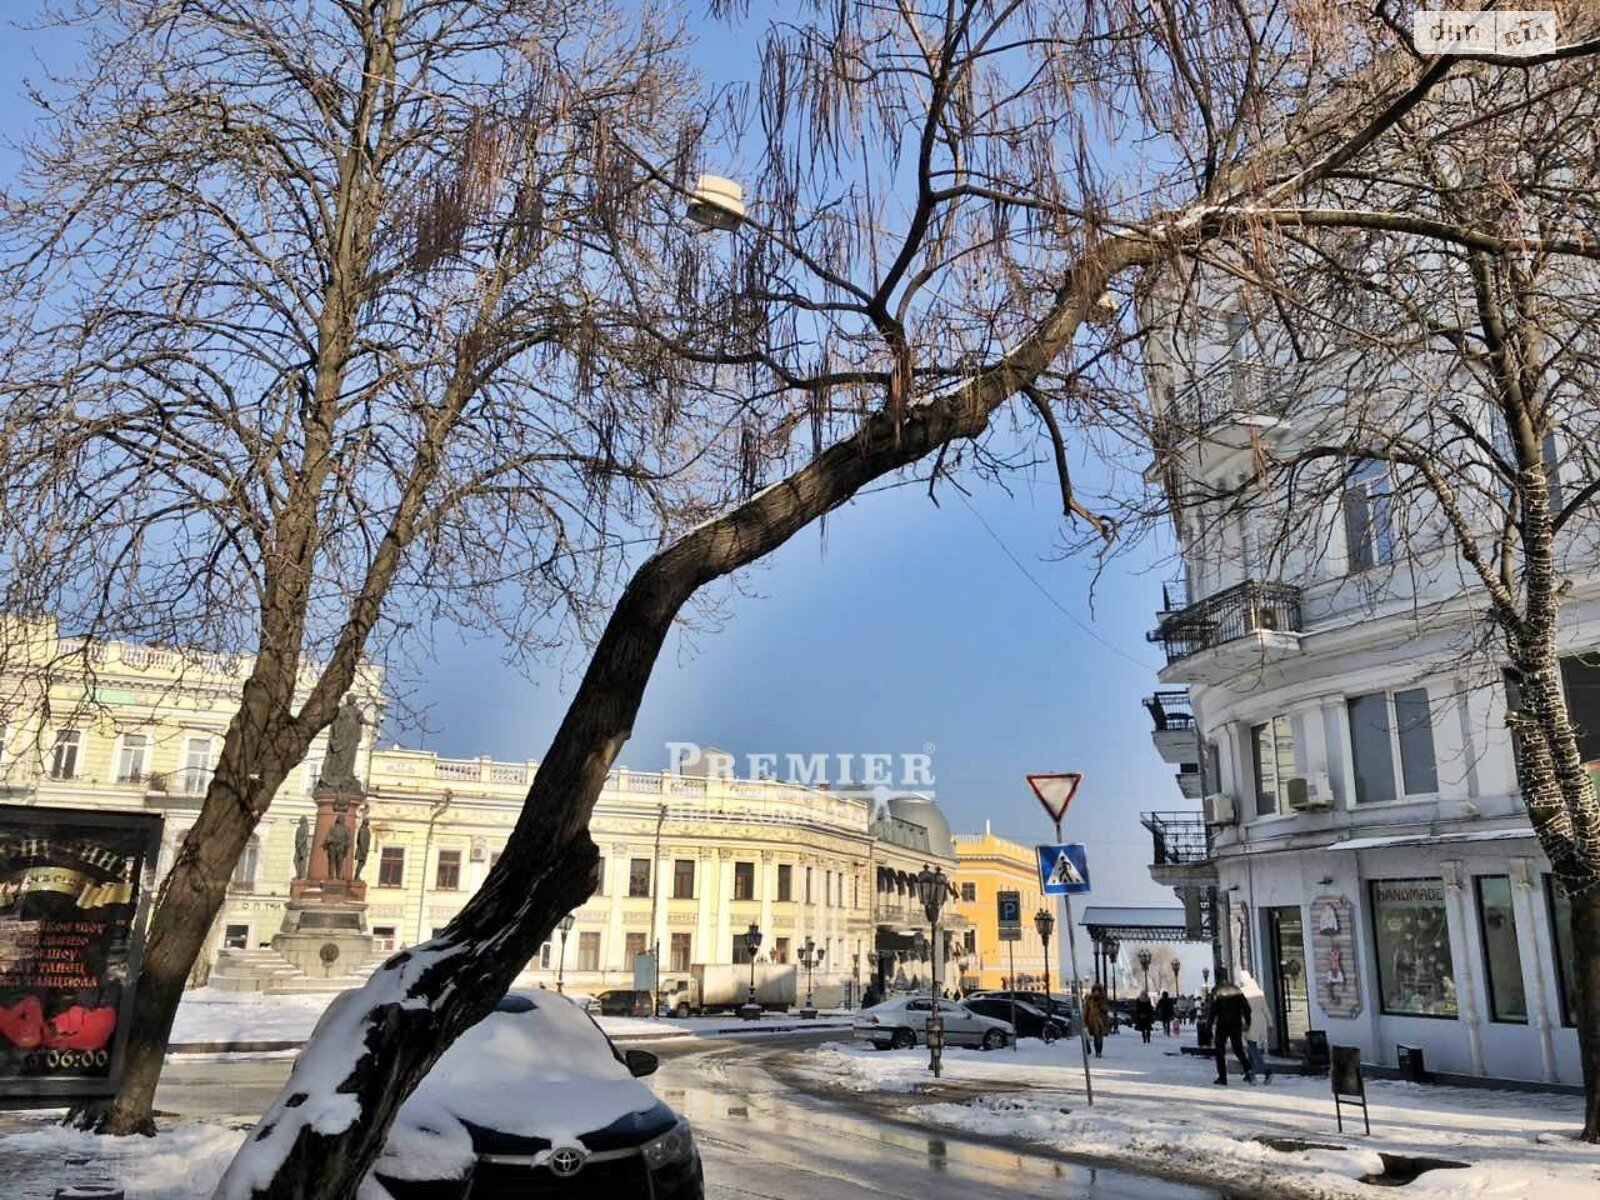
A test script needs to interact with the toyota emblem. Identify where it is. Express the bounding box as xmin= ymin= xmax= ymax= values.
xmin=548 ymin=1147 xmax=587 ymax=1178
